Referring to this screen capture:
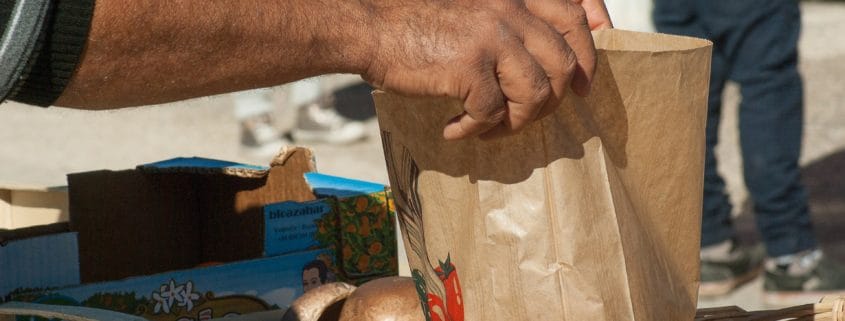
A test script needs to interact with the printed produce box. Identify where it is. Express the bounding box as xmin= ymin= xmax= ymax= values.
xmin=266 ymin=172 xmax=398 ymax=282
xmin=66 ymin=147 xmax=397 ymax=284
xmin=8 ymin=249 xmax=330 ymax=321
xmin=0 ymin=230 xmax=79 ymax=299
xmin=1 ymin=147 xmax=398 ymax=320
